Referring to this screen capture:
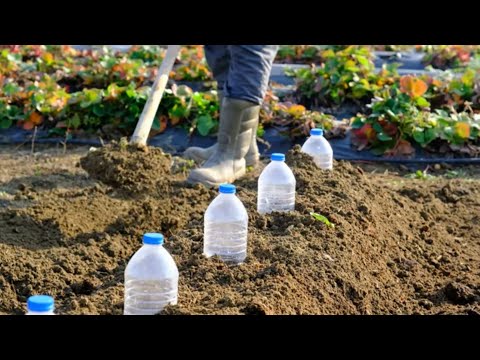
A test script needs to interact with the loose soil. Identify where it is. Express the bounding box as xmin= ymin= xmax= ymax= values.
xmin=0 ymin=144 xmax=479 ymax=315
